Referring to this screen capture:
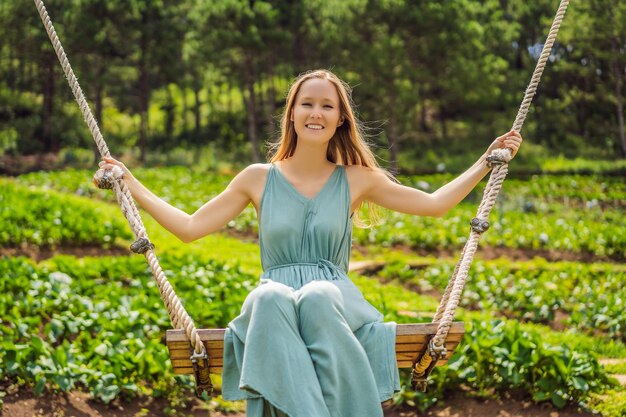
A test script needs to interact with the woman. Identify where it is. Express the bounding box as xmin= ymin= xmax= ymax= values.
xmin=99 ymin=69 xmax=522 ymax=417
